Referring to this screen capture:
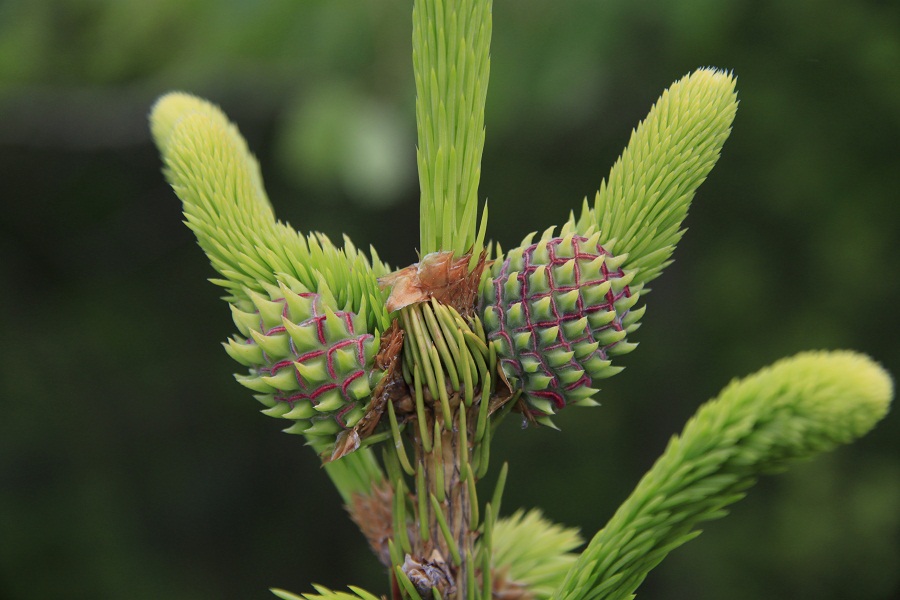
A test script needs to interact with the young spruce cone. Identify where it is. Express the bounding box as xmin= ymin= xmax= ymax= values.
xmin=223 ymin=278 xmax=379 ymax=442
xmin=481 ymin=229 xmax=644 ymax=422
